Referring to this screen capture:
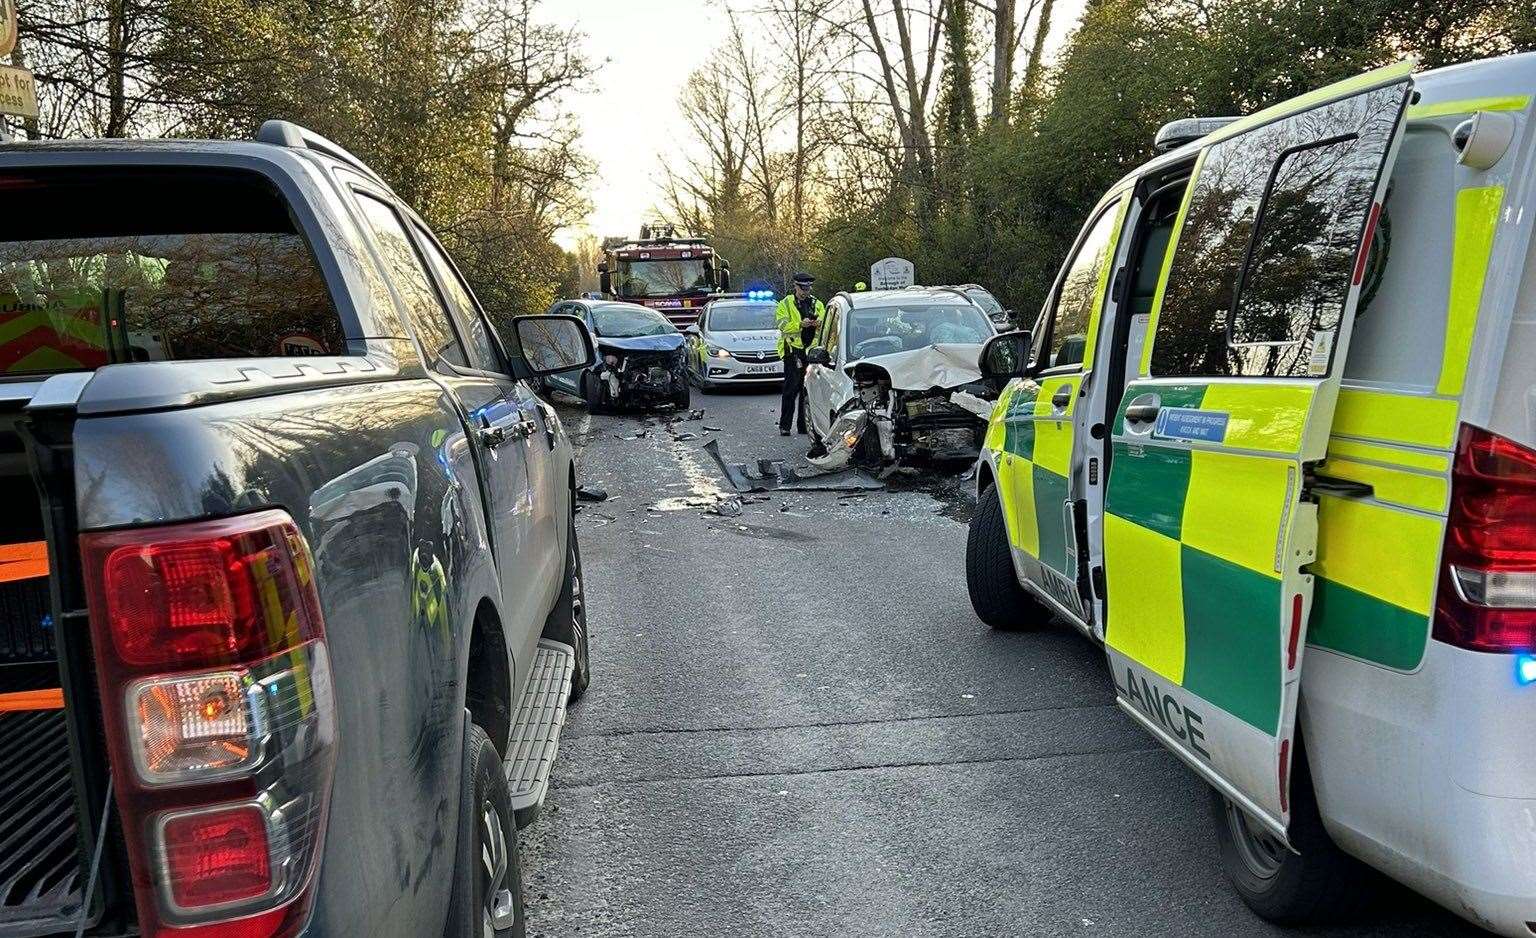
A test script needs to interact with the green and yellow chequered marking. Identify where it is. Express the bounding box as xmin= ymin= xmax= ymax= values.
xmin=1309 ymin=494 xmax=1441 ymax=670
xmin=1104 ymin=380 xmax=1293 ymax=733
xmin=1302 ymin=421 xmax=1454 ymax=671
xmin=989 ymin=377 xmax=1079 ymax=577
